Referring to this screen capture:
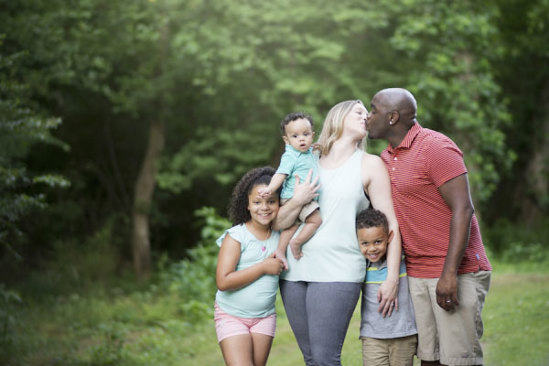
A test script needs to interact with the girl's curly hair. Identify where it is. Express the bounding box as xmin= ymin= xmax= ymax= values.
xmin=228 ymin=166 xmax=280 ymax=225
